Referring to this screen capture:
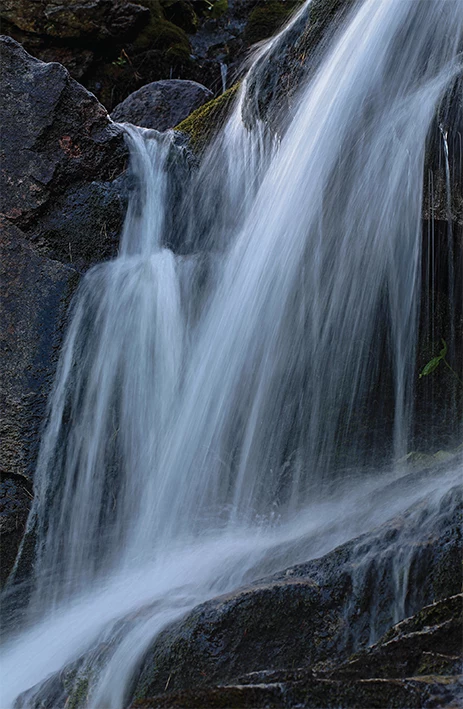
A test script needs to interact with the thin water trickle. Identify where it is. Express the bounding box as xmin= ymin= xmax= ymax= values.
xmin=220 ymin=62 xmax=227 ymax=94
xmin=1 ymin=0 xmax=463 ymax=707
